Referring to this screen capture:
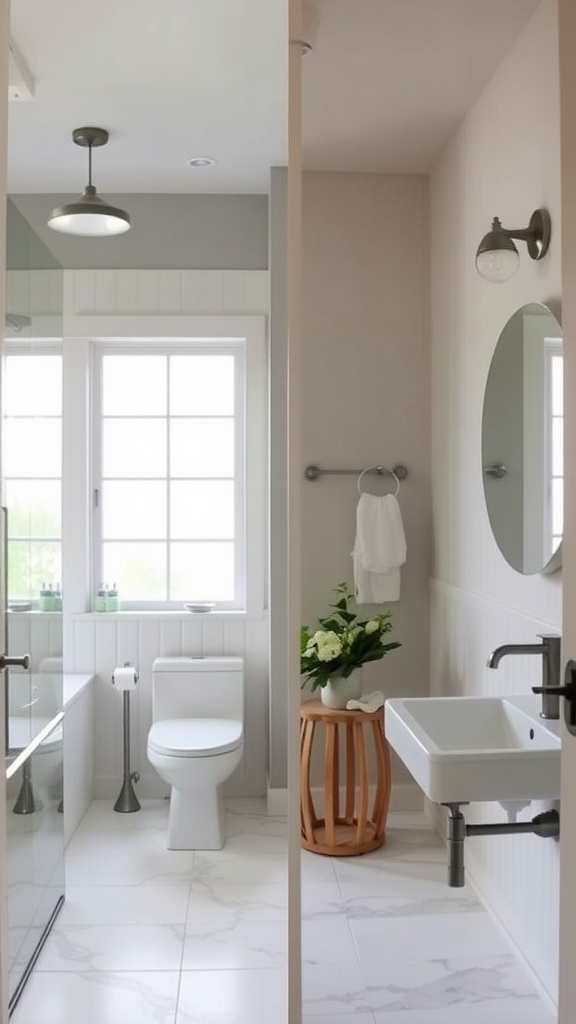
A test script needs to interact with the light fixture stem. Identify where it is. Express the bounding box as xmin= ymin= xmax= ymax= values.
xmin=88 ymin=142 xmax=93 ymax=188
